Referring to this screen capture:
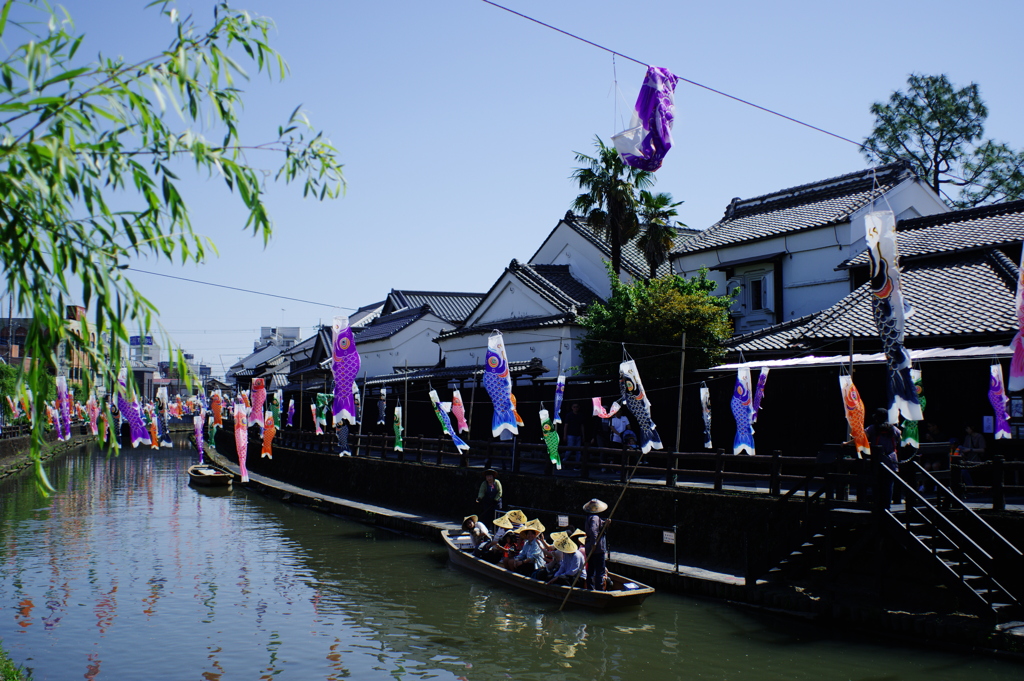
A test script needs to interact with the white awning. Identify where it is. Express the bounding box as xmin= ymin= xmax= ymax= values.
xmin=708 ymin=345 xmax=1011 ymax=371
